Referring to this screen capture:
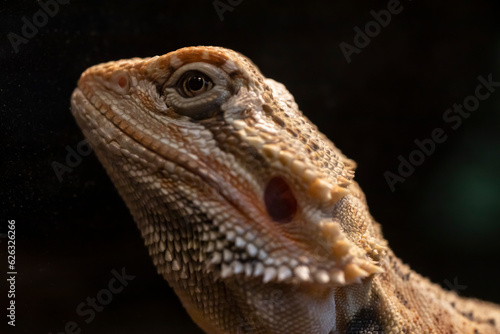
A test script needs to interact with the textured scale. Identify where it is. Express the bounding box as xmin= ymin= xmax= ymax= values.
xmin=71 ymin=46 xmax=500 ymax=334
